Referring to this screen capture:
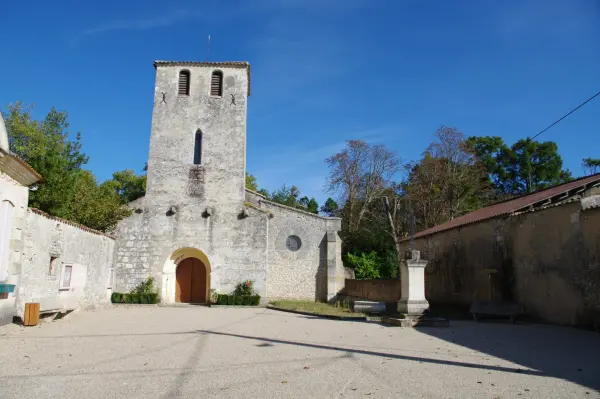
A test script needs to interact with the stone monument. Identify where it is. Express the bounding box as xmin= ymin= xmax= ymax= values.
xmin=397 ymin=249 xmax=429 ymax=315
